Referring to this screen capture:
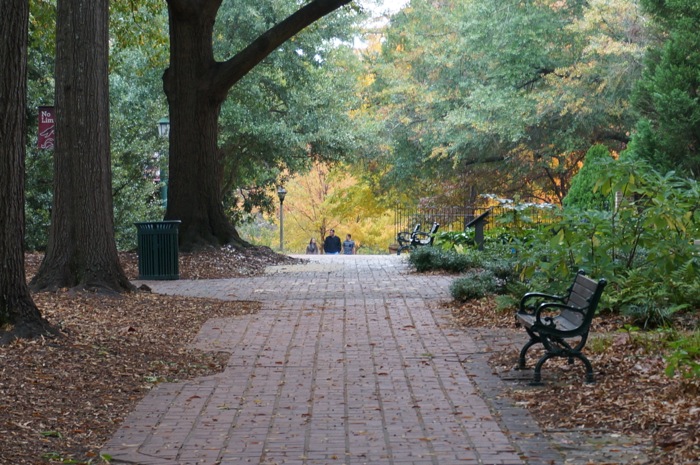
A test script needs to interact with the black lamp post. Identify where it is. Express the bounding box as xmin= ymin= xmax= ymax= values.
xmin=157 ymin=118 xmax=170 ymax=206
xmin=277 ymin=186 xmax=287 ymax=251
